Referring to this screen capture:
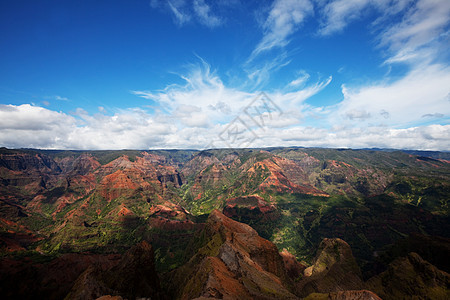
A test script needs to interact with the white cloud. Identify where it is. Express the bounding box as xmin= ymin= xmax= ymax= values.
xmin=0 ymin=104 xmax=177 ymax=150
xmin=193 ymin=0 xmax=222 ymax=28
xmin=296 ymin=0 xmax=450 ymax=151
xmin=0 ymin=60 xmax=336 ymax=150
xmin=273 ymin=75 xmax=332 ymax=106
xmin=133 ymin=60 xmax=331 ymax=128
xmin=130 ymin=90 xmax=154 ymax=100
xmin=173 ymin=104 xmax=210 ymax=127
xmin=332 ymin=63 xmax=450 ymax=128
xmin=208 ymin=101 xmax=231 ymax=114
xmin=1 ymin=92 xmax=449 ymax=151
xmin=41 ymin=95 xmax=70 ymax=105
xmin=151 ymin=0 xmax=225 ymax=28
xmin=379 ymin=0 xmax=450 ymax=64
xmin=9 ymin=61 xmax=443 ymax=151
xmin=0 ymin=104 xmax=76 ymax=149
xmin=54 ymin=95 xmax=69 ymax=101
xmin=316 ymin=0 xmax=414 ymax=36
xmin=422 ymin=113 xmax=445 ymax=118
xmin=288 ymin=70 xmax=310 ymax=87
xmin=269 ymin=124 xmax=450 ymax=150
xmin=167 ymin=0 xmax=191 ymax=26
xmin=0 ymin=104 xmax=74 ymax=131
xmin=245 ymin=52 xmax=292 ymax=88
xmin=2 ymin=2 xmax=450 ymax=152
xmin=66 ymin=109 xmax=175 ymax=150
xmin=250 ymin=0 xmax=314 ymax=59
xmin=344 ymin=109 xmax=371 ymax=120
xmin=133 ymin=60 xmax=253 ymax=121
xmin=315 ymin=0 xmax=450 ymax=64
xmin=318 ymin=0 xmax=373 ymax=36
